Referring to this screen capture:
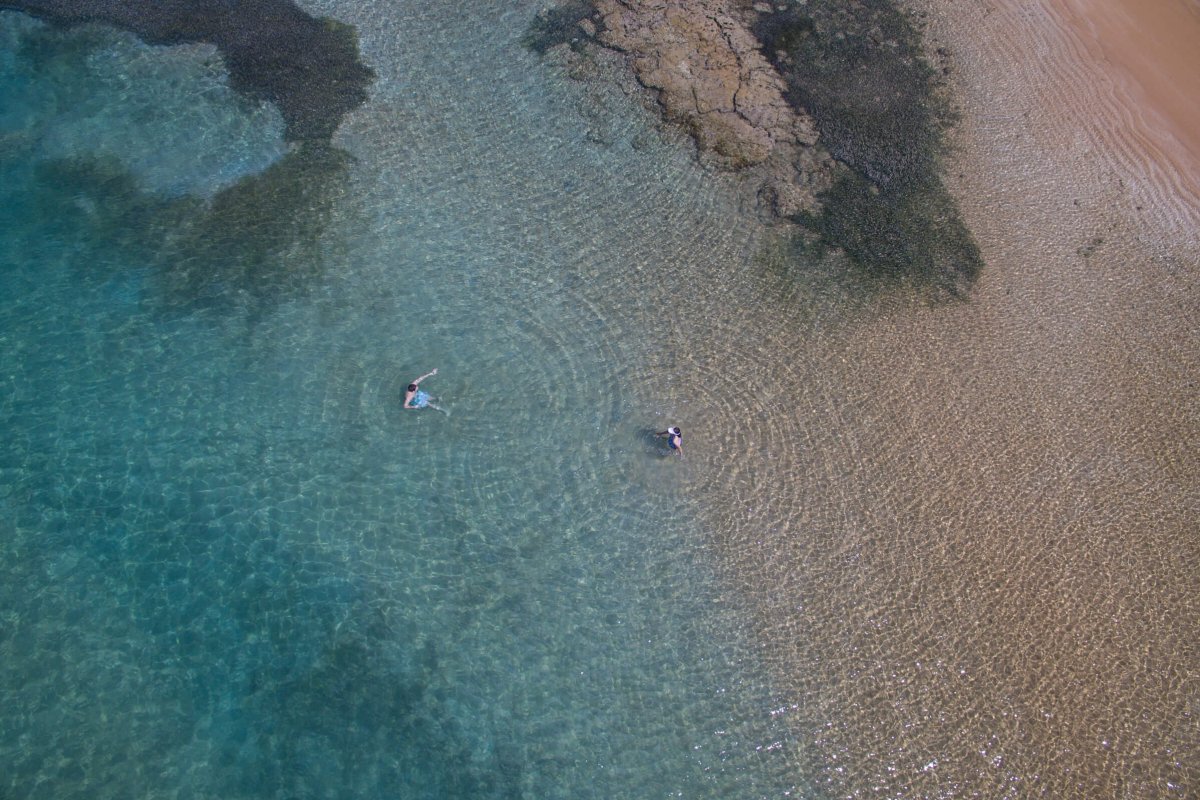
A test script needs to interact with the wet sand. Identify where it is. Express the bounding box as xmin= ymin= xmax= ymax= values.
xmin=692 ymin=1 xmax=1199 ymax=795
xmin=839 ymin=0 xmax=1199 ymax=792
xmin=1045 ymin=0 xmax=1200 ymax=231
xmin=949 ymin=0 xmax=1200 ymax=237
